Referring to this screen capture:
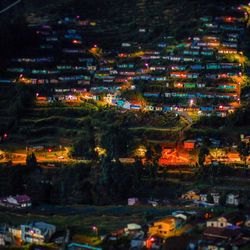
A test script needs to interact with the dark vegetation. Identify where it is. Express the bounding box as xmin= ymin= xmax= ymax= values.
xmin=0 ymin=0 xmax=250 ymax=207
xmin=0 ymin=16 xmax=37 ymax=69
xmin=185 ymin=101 xmax=250 ymax=141
xmin=0 ymin=156 xmax=249 ymax=206
xmin=0 ymin=159 xmax=184 ymax=205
